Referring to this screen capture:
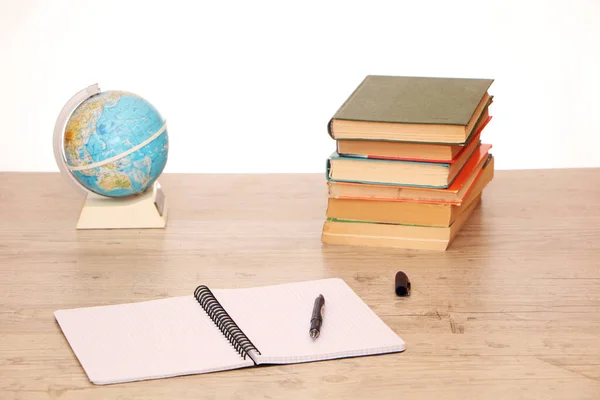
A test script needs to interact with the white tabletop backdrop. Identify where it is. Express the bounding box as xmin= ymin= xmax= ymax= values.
xmin=1 ymin=0 xmax=599 ymax=173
